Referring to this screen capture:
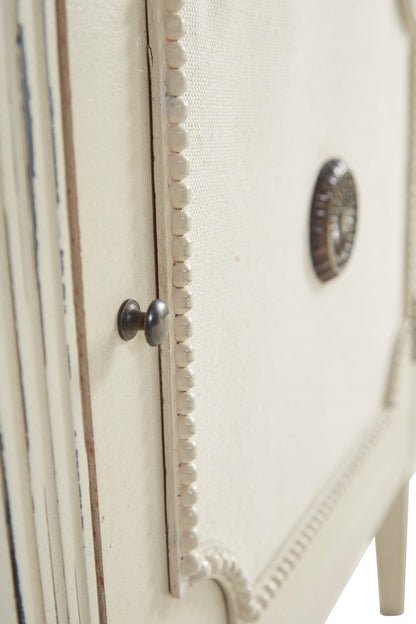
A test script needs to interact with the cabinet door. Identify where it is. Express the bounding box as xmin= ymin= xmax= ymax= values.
xmin=61 ymin=1 xmax=416 ymax=623
xmin=62 ymin=1 xmax=227 ymax=622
